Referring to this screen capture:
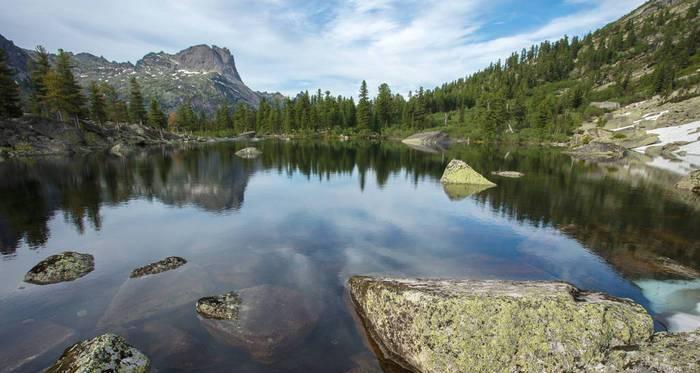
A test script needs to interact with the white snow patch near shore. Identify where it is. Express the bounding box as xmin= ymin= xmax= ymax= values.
xmin=636 ymin=279 xmax=700 ymax=332
xmin=632 ymin=121 xmax=700 ymax=174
